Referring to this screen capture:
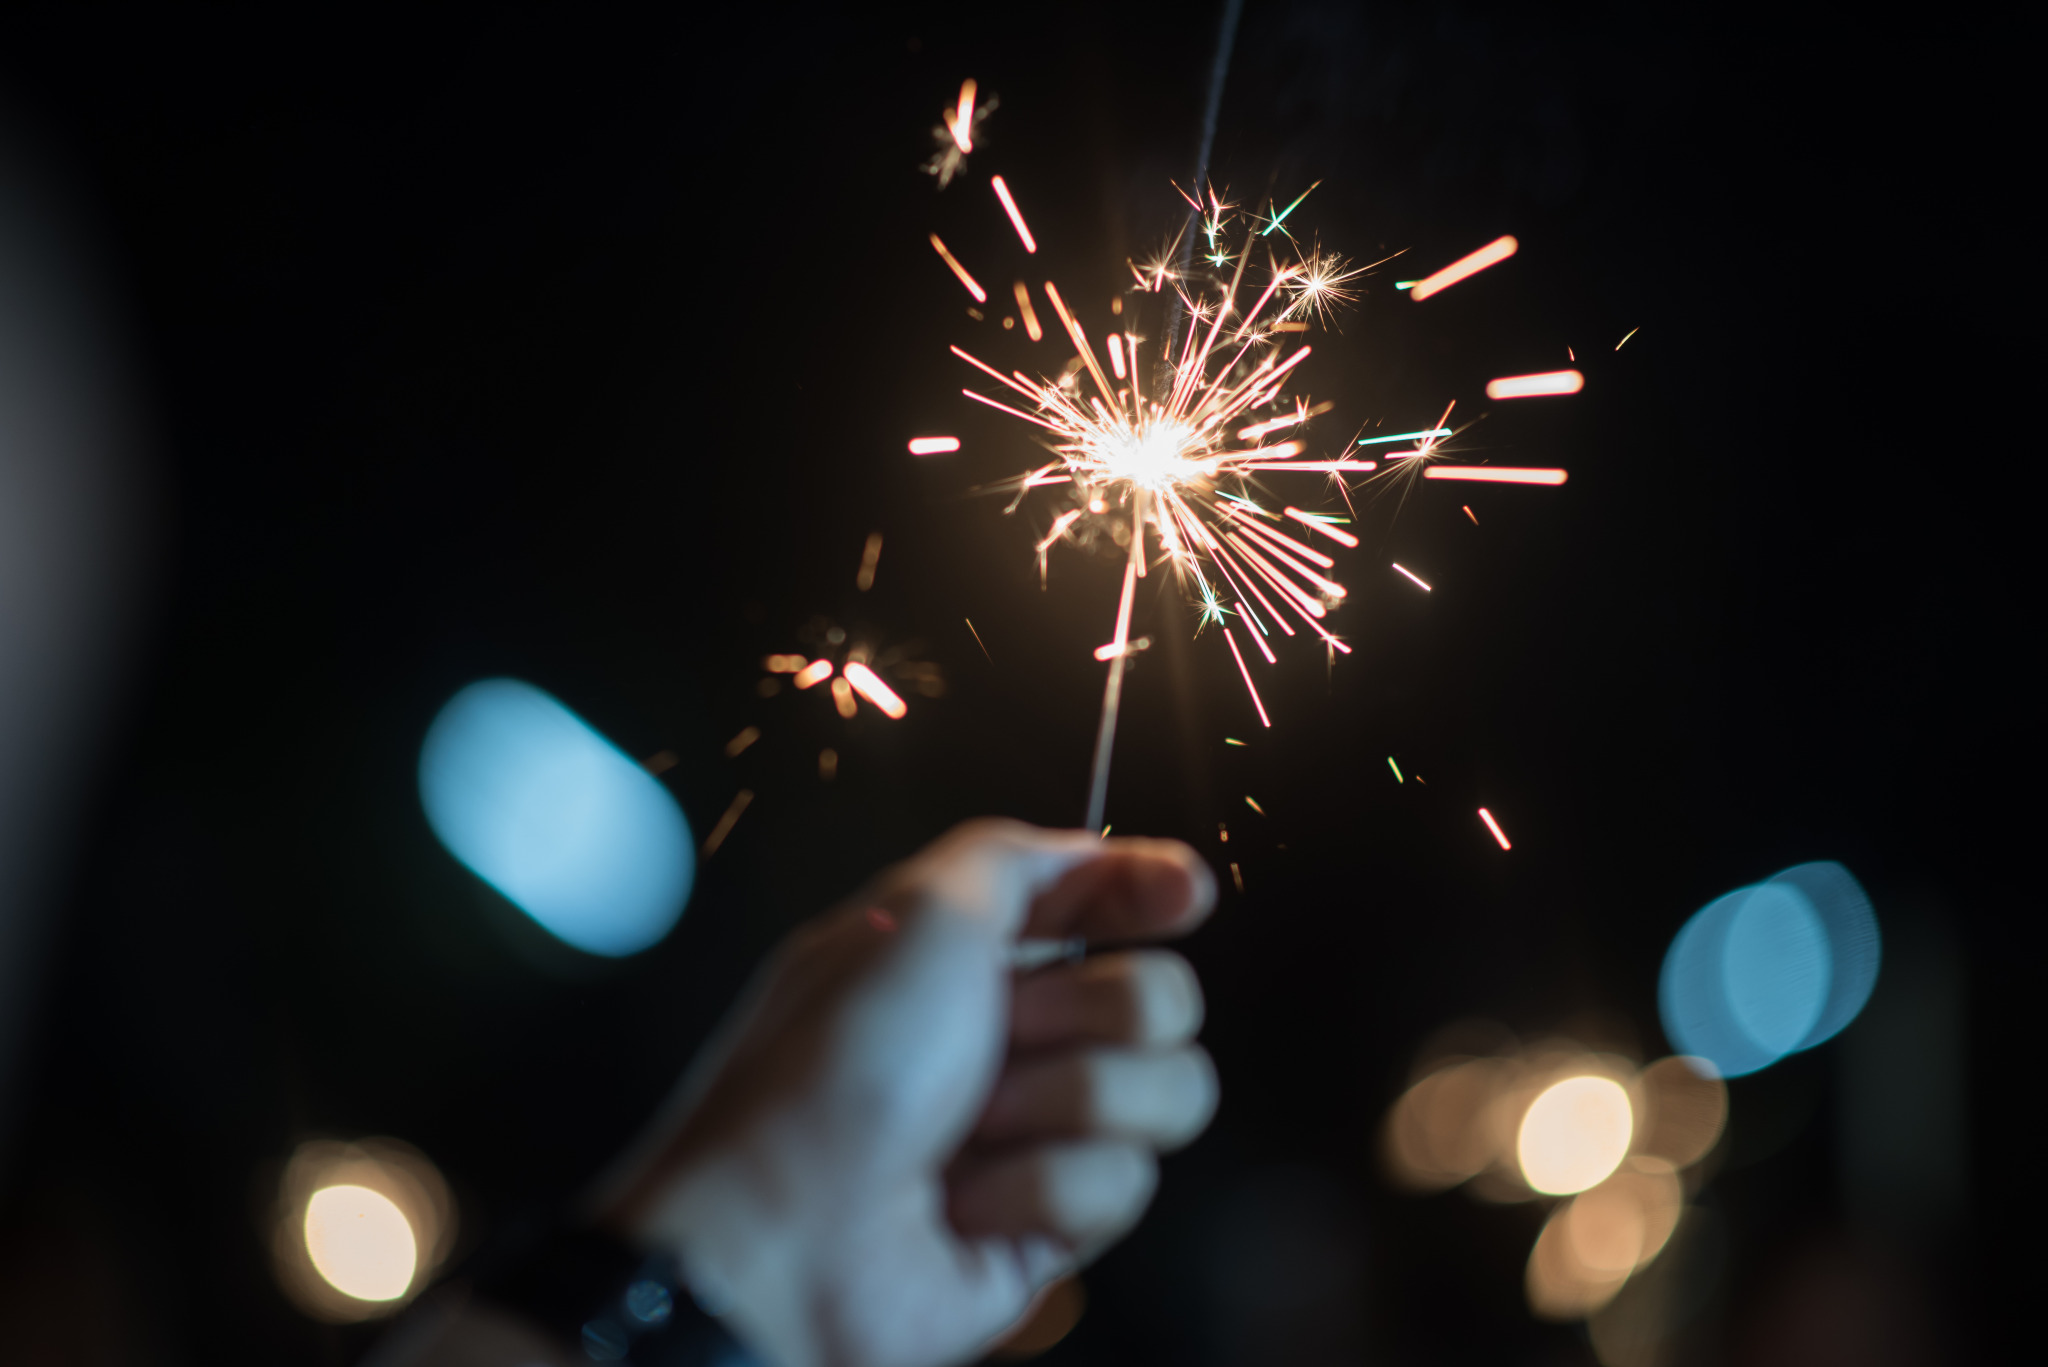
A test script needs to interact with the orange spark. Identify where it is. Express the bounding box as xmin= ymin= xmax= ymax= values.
xmin=949 ymin=79 xmax=978 ymax=153
xmin=929 ymin=233 xmax=987 ymax=302
xmin=990 ymin=175 xmax=1036 ymax=253
xmin=1107 ymin=333 xmax=1127 ymax=380
xmin=1463 ymin=505 xmax=1478 ymax=524
xmin=1391 ymin=562 xmax=1432 ymax=591
xmin=1484 ymin=369 xmax=1584 ymax=399
xmin=842 ymin=662 xmax=908 ymax=719
xmin=1012 ymin=281 xmax=1042 ymax=341
xmin=1478 ymin=807 xmax=1512 ymax=850
xmin=1224 ymin=627 xmax=1272 ymax=728
xmin=1410 ymin=235 xmax=1519 ymax=301
xmin=908 ymin=436 xmax=960 ymax=455
xmin=793 ymin=659 xmax=834 ymax=689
